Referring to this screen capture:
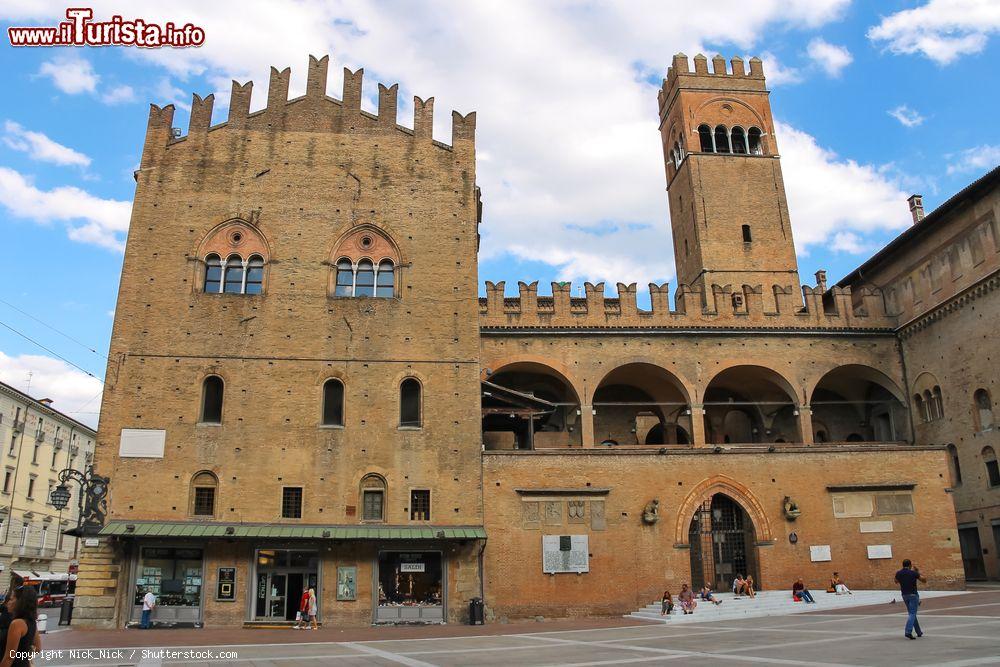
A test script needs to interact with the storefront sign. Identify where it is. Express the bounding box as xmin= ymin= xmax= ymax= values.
xmin=400 ymin=562 xmax=425 ymax=573
xmin=336 ymin=566 xmax=357 ymax=601
xmin=216 ymin=567 xmax=236 ymax=601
